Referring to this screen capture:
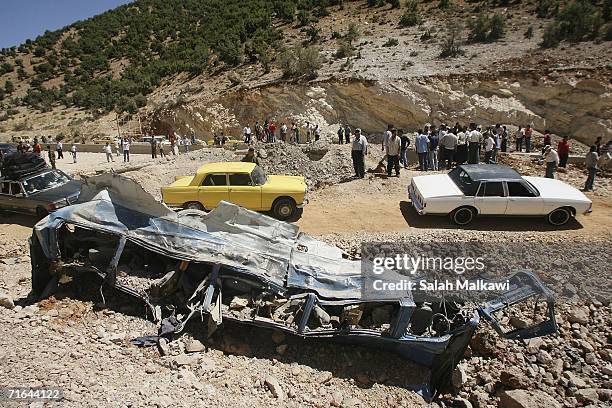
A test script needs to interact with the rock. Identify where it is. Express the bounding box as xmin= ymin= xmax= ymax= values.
xmin=564 ymin=372 xmax=587 ymax=388
xmin=574 ymin=388 xmax=598 ymax=404
xmin=500 ymin=367 xmax=531 ymax=389
xmin=584 ymin=352 xmax=596 ymax=364
xmin=158 ymin=338 xmax=170 ymax=356
xmin=145 ymin=364 xmax=158 ymax=374
xmin=171 ymin=354 xmax=200 ymax=367
xmin=601 ymin=365 xmax=612 ymax=376
xmin=0 ymin=292 xmax=15 ymax=309
xmin=342 ymin=397 xmax=361 ymax=408
xmin=550 ymin=359 xmax=564 ymax=378
xmin=499 ymin=389 xmax=561 ymax=408
xmin=318 ymin=371 xmax=333 ymax=384
xmin=229 ymin=295 xmax=249 ymax=310
xmin=525 ymin=338 xmax=544 ymax=354
xmin=331 ymin=391 xmax=344 ymax=407
xmin=452 ymin=366 xmax=468 ymax=388
xmin=264 ymin=375 xmax=285 ymax=400
xmin=469 ymin=391 xmax=489 ymax=408
xmin=454 ymin=397 xmax=473 ymax=408
xmin=536 ymin=350 xmax=553 ymax=365
xmin=185 ymin=339 xmax=206 ymax=353
xmin=313 ymin=305 xmax=330 ymax=325
xmin=567 ymin=307 xmax=590 ymax=325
